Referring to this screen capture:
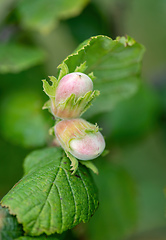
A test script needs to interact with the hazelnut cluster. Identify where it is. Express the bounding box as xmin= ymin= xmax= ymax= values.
xmin=43 ymin=71 xmax=105 ymax=174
